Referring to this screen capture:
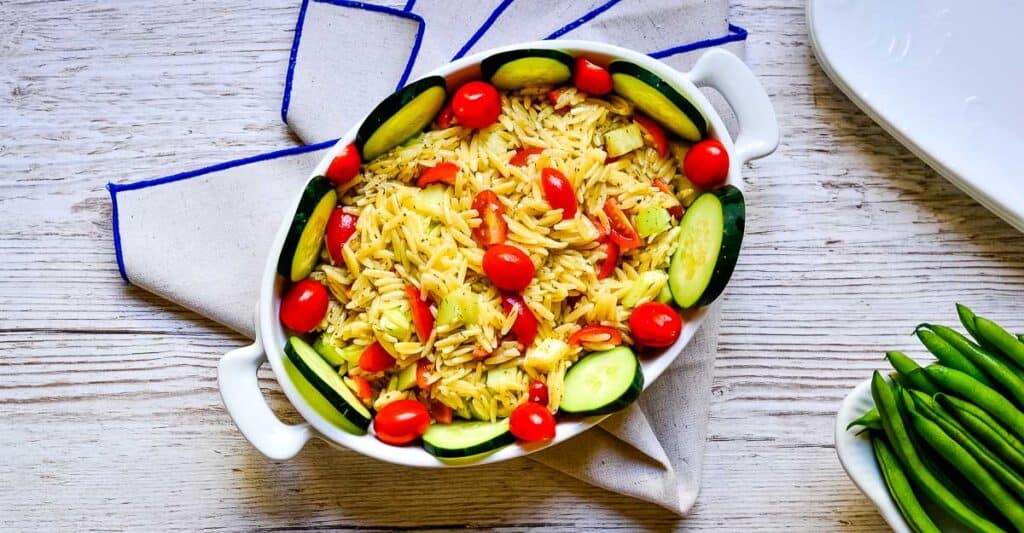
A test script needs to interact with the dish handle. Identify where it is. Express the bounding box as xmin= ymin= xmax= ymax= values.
xmin=218 ymin=329 xmax=312 ymax=460
xmin=688 ymin=48 xmax=779 ymax=164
